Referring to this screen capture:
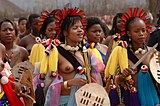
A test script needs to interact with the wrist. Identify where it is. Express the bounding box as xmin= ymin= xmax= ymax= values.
xmin=116 ymin=74 xmax=125 ymax=84
xmin=64 ymin=81 xmax=71 ymax=89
